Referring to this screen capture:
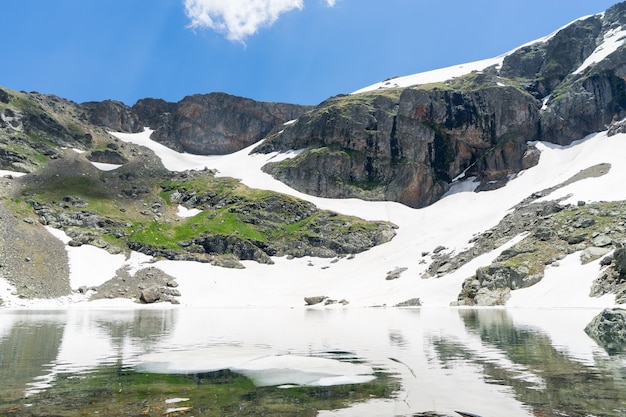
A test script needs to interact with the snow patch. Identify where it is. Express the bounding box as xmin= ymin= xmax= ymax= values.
xmin=0 ymin=169 xmax=27 ymax=177
xmin=574 ymin=26 xmax=626 ymax=75
xmin=353 ymin=57 xmax=504 ymax=94
xmin=90 ymin=162 xmax=122 ymax=171
xmin=177 ymin=205 xmax=202 ymax=218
